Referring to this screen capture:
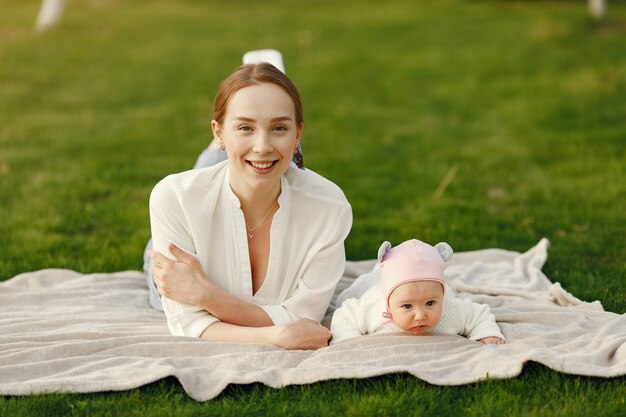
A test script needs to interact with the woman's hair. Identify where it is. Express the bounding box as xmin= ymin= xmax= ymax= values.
xmin=212 ymin=63 xmax=304 ymax=128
